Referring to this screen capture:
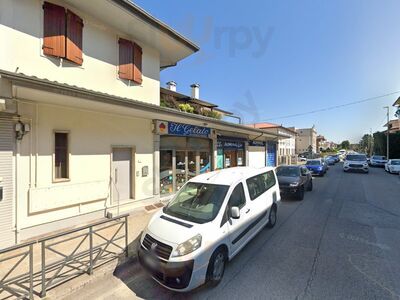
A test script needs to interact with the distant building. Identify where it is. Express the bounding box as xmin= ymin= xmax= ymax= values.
xmin=384 ymin=119 xmax=400 ymax=133
xmin=316 ymin=135 xmax=326 ymax=153
xmin=394 ymin=97 xmax=400 ymax=118
xmin=316 ymin=135 xmax=336 ymax=152
xmin=249 ymin=123 xmax=297 ymax=165
xmin=295 ymin=127 xmax=317 ymax=154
